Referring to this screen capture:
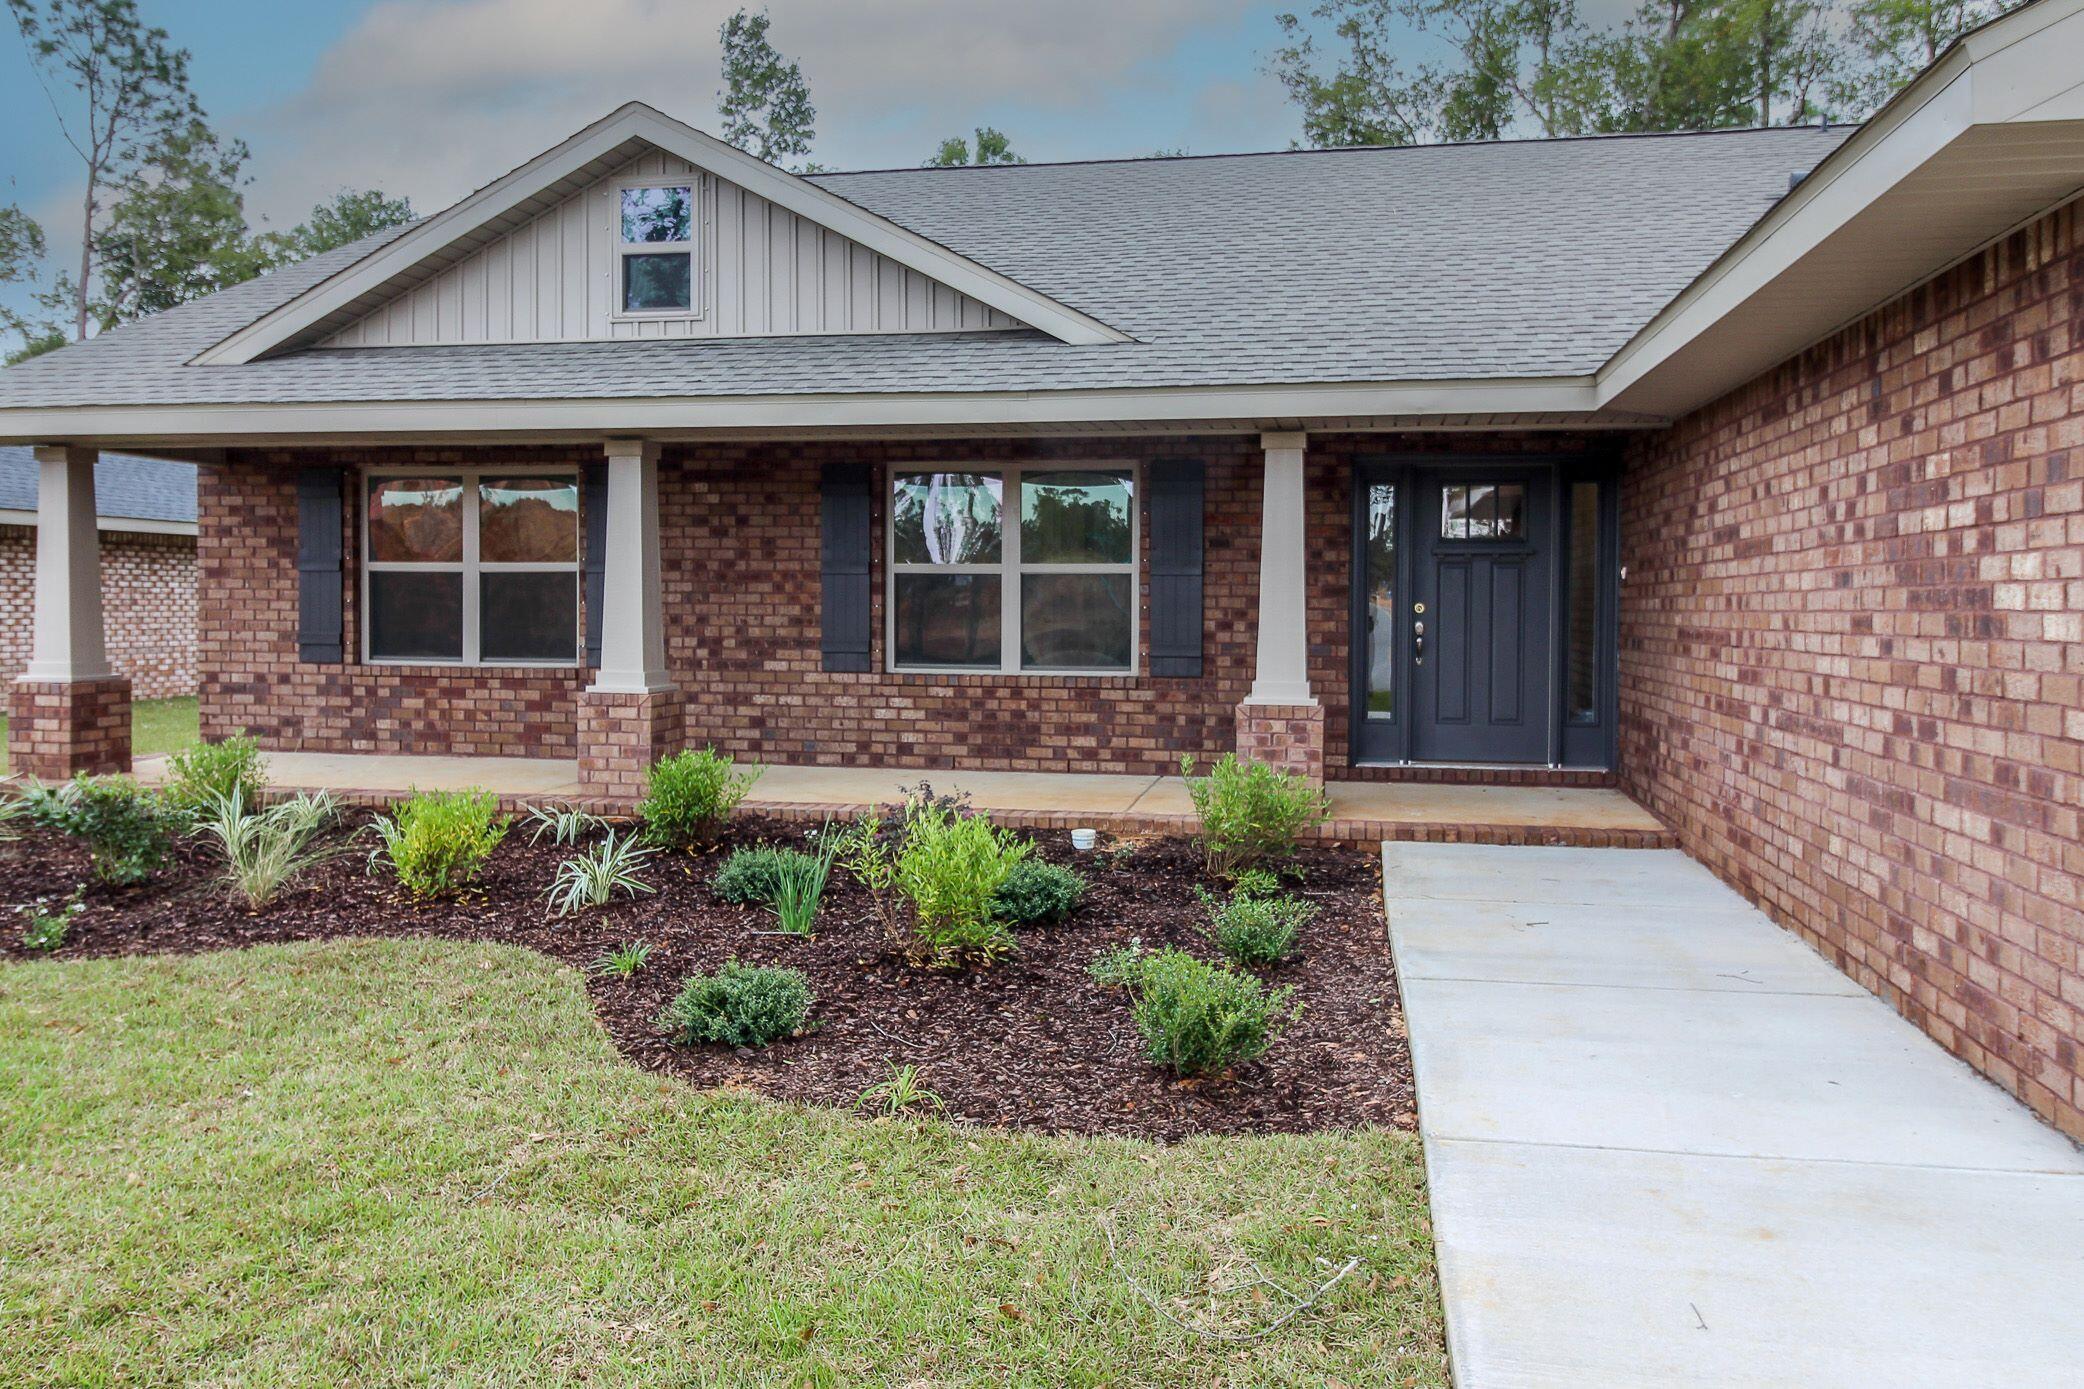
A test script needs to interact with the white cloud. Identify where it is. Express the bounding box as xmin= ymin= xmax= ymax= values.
xmin=243 ymin=0 xmax=1265 ymax=227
